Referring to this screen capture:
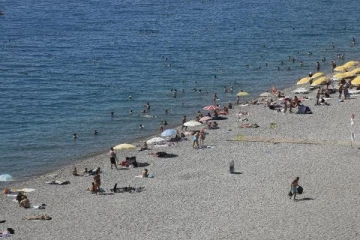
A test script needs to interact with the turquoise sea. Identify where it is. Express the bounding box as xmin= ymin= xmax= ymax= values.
xmin=1 ymin=0 xmax=360 ymax=181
